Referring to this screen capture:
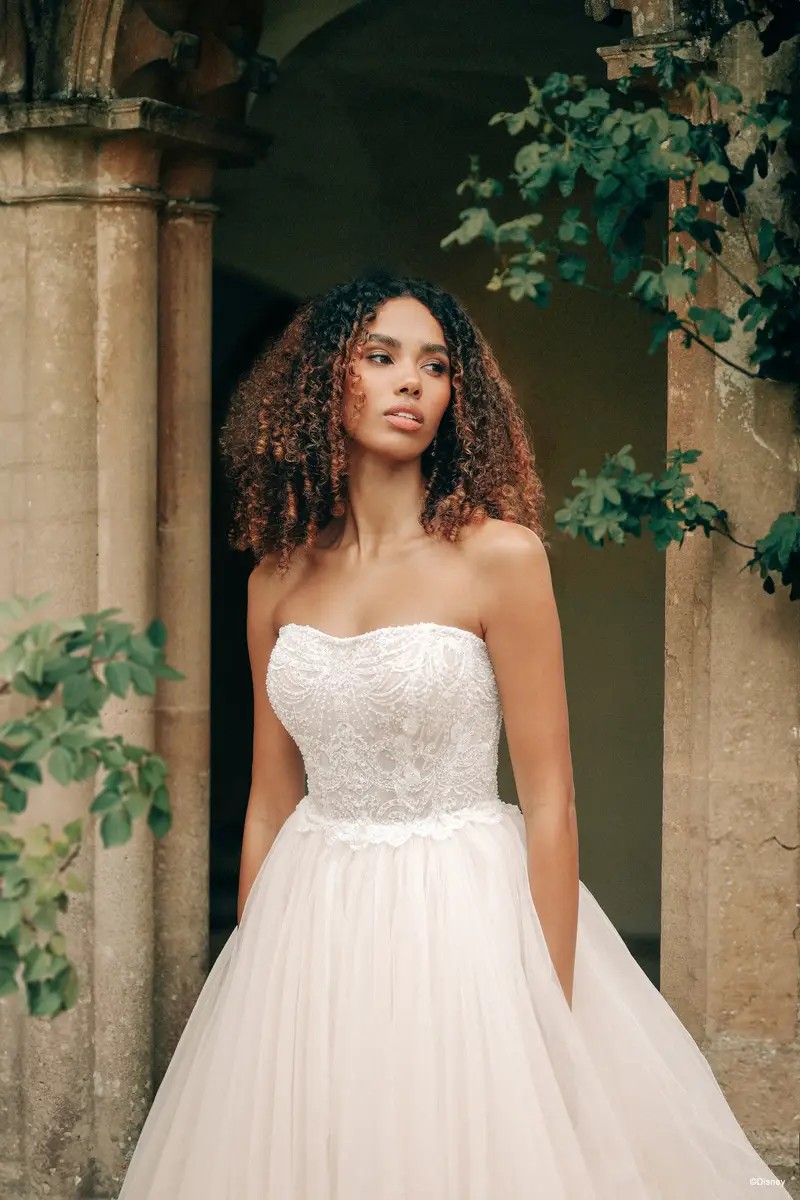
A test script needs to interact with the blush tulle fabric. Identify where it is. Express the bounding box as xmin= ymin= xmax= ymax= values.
xmin=117 ymin=623 xmax=781 ymax=1198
